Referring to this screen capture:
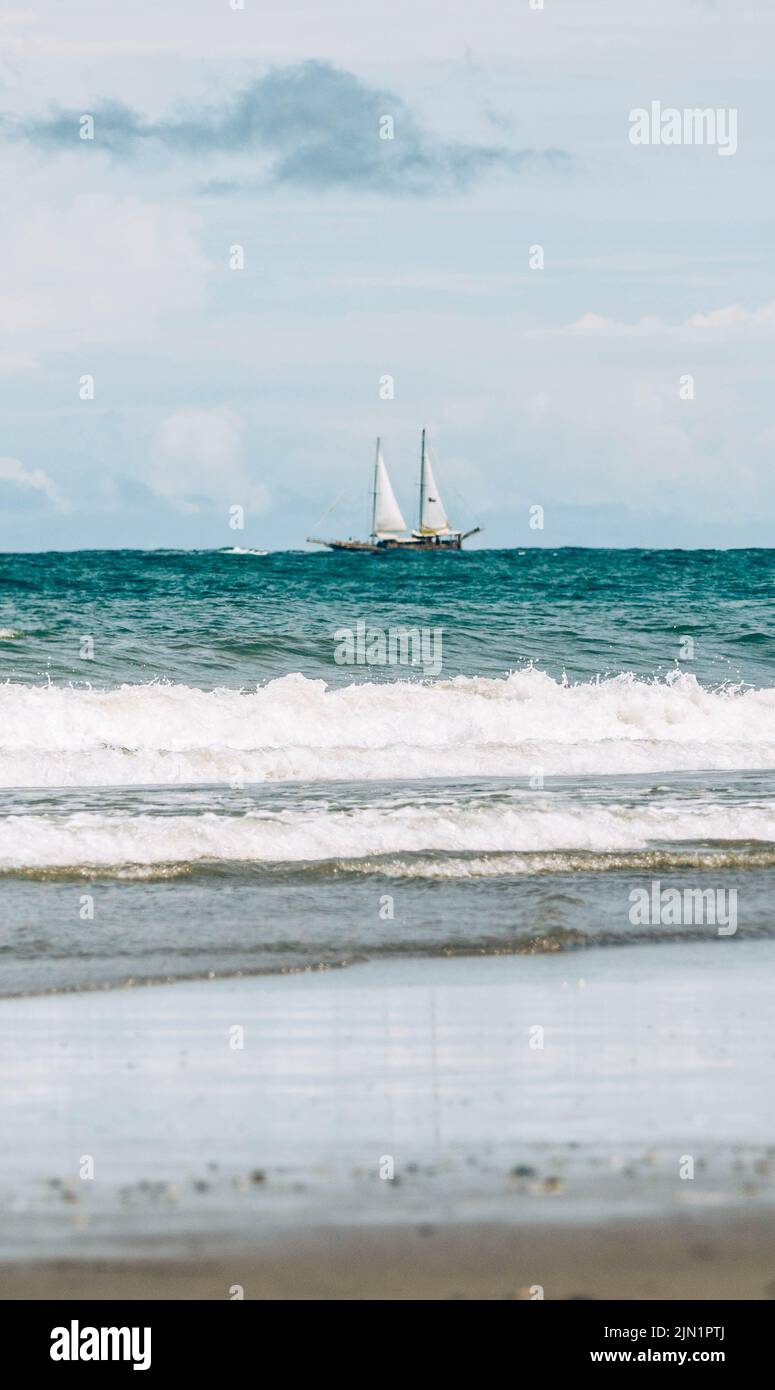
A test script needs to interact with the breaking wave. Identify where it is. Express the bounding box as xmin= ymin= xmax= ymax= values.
xmin=2 ymin=798 xmax=775 ymax=872
xmin=1 ymin=669 xmax=775 ymax=789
